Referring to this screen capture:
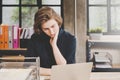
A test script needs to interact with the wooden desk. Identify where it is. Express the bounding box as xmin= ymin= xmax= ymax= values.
xmin=40 ymin=72 xmax=120 ymax=80
xmin=90 ymin=72 xmax=120 ymax=80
